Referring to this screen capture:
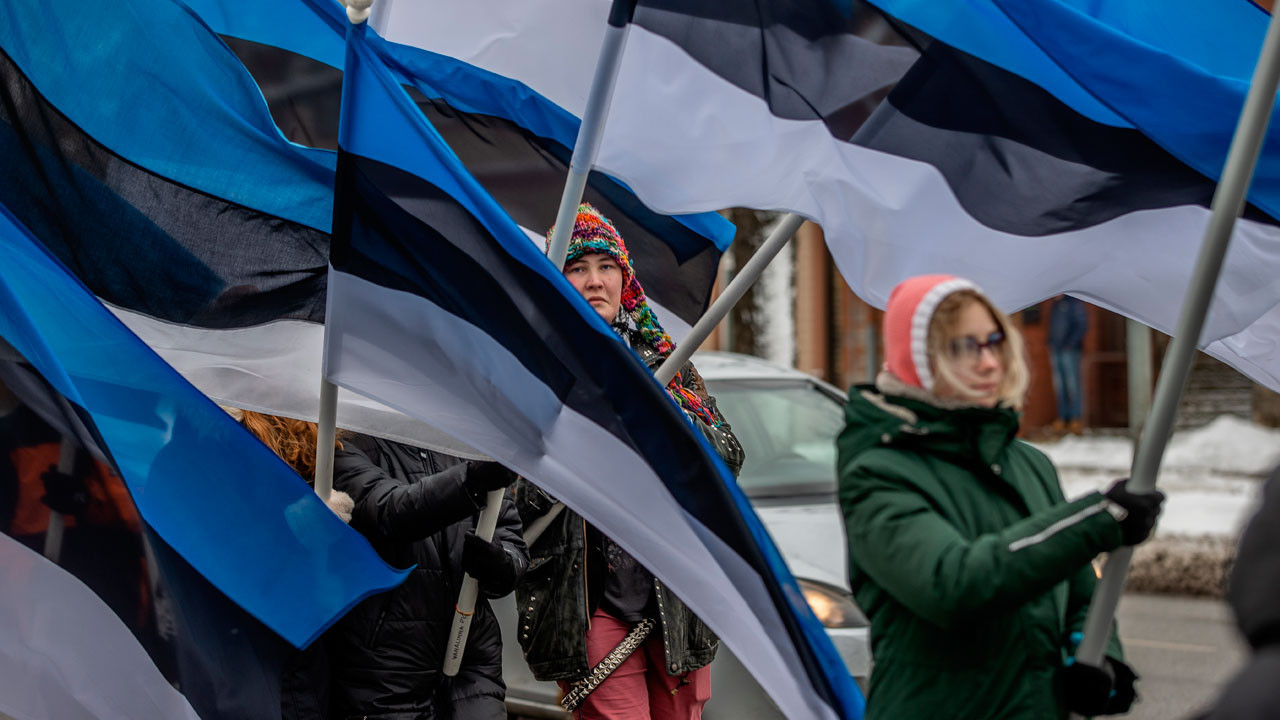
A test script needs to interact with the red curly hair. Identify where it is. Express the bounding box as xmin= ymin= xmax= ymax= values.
xmin=237 ymin=410 xmax=344 ymax=484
